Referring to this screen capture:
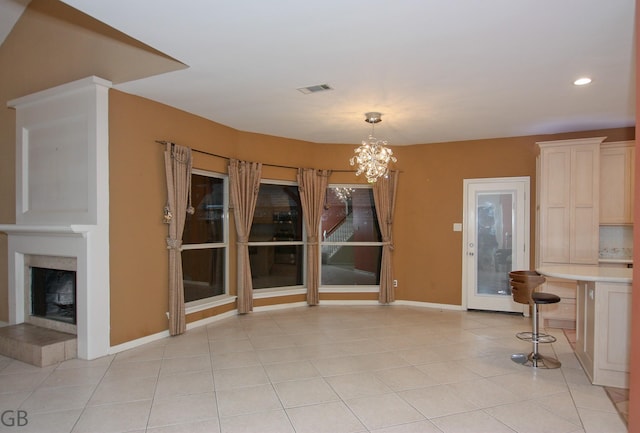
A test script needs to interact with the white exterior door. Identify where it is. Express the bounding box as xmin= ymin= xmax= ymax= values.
xmin=463 ymin=177 xmax=530 ymax=313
